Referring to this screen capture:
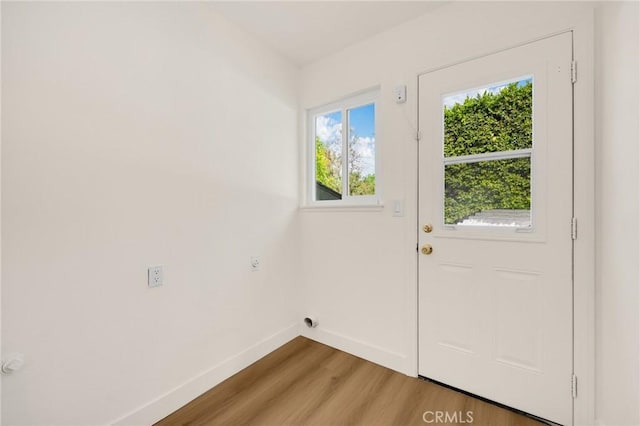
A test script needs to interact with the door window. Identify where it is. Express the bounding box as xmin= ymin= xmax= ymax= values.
xmin=442 ymin=77 xmax=533 ymax=227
